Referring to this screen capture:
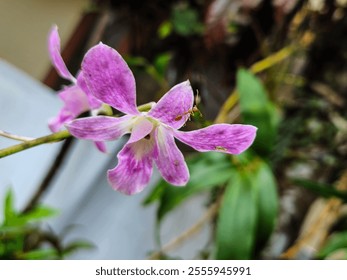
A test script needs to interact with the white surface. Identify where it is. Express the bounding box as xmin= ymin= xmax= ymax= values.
xmin=0 ymin=0 xmax=88 ymax=79
xmin=0 ymin=58 xmax=61 ymax=212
